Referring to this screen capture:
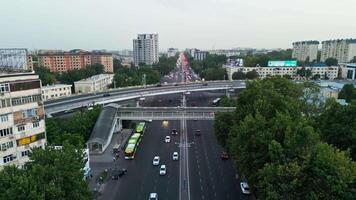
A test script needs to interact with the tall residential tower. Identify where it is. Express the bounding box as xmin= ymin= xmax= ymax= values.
xmin=133 ymin=34 xmax=159 ymax=66
xmin=321 ymin=39 xmax=356 ymax=63
xmin=292 ymin=41 xmax=319 ymax=62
